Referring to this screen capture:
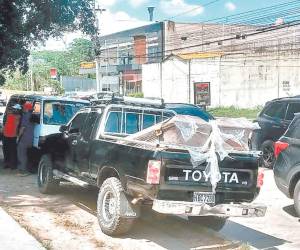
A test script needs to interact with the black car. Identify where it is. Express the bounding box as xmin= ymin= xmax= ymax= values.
xmin=252 ymin=96 xmax=300 ymax=168
xmin=273 ymin=114 xmax=300 ymax=217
